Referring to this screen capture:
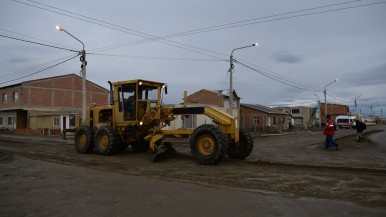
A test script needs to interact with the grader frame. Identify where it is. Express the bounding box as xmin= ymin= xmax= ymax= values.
xmin=74 ymin=79 xmax=253 ymax=165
